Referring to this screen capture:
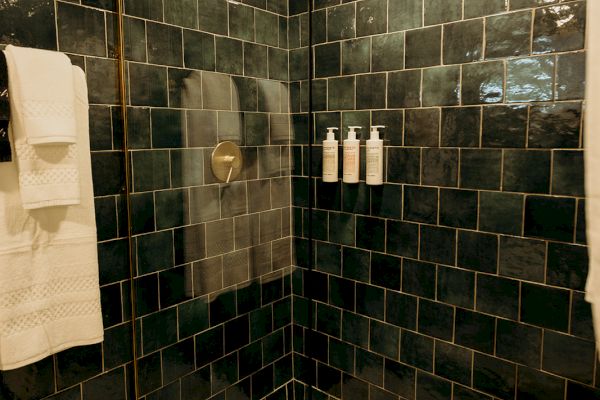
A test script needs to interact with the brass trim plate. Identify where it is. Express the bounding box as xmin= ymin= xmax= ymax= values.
xmin=211 ymin=141 xmax=243 ymax=183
